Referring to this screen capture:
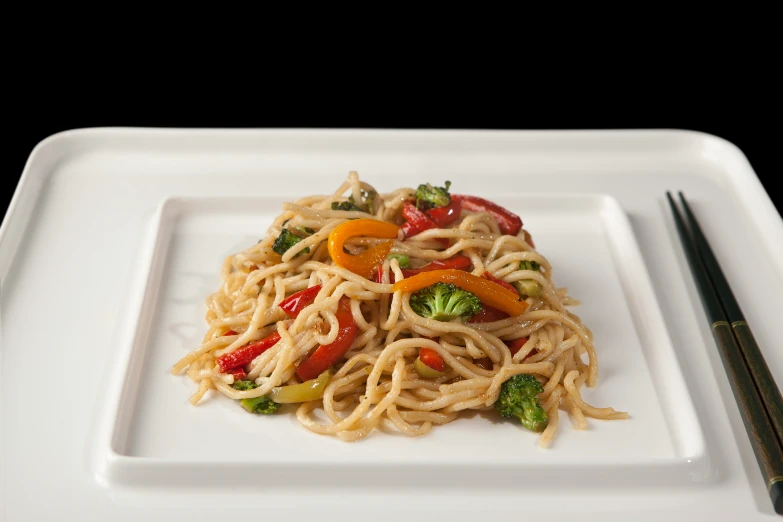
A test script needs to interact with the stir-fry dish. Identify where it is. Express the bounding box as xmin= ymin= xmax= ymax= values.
xmin=171 ymin=172 xmax=627 ymax=445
